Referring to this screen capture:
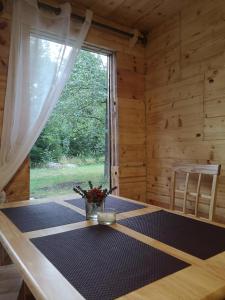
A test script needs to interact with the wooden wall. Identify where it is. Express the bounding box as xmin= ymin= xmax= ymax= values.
xmin=0 ymin=6 xmax=146 ymax=202
xmin=5 ymin=0 xmax=225 ymax=212
xmin=76 ymin=25 xmax=147 ymax=202
xmin=116 ymin=48 xmax=146 ymax=202
xmin=146 ymin=0 xmax=225 ymax=222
